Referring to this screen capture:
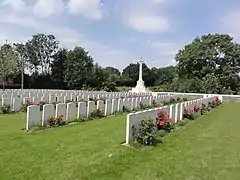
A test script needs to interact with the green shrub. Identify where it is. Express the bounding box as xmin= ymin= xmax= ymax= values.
xmin=39 ymin=101 xmax=46 ymax=111
xmin=89 ymin=109 xmax=104 ymax=119
xmin=140 ymin=102 xmax=147 ymax=109
xmin=133 ymin=119 xmax=158 ymax=146
xmin=169 ymin=98 xmax=176 ymax=103
xmin=21 ymin=99 xmax=33 ymax=112
xmin=1 ymin=105 xmax=11 ymax=114
xmin=183 ymin=109 xmax=199 ymax=120
xmin=123 ymin=106 xmax=130 ymax=112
